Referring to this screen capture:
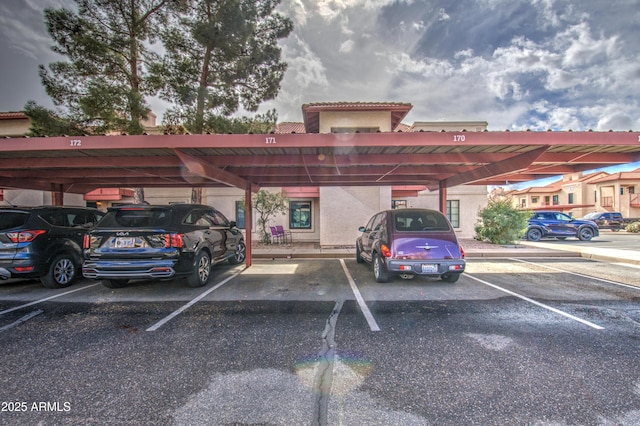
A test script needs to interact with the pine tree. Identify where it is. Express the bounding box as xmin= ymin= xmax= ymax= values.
xmin=39 ymin=0 xmax=171 ymax=135
xmin=157 ymin=0 xmax=293 ymax=134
